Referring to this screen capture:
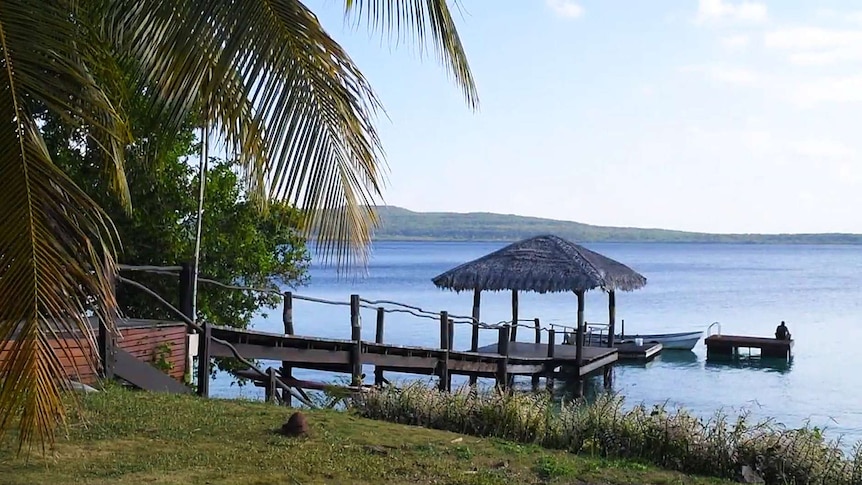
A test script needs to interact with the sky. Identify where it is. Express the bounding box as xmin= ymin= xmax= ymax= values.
xmin=312 ymin=1 xmax=862 ymax=234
